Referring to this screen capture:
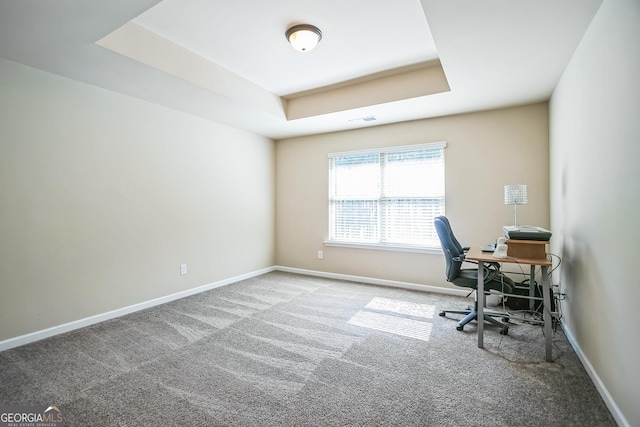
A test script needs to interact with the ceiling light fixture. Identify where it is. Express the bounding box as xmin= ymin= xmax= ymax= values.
xmin=286 ymin=24 xmax=322 ymax=52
